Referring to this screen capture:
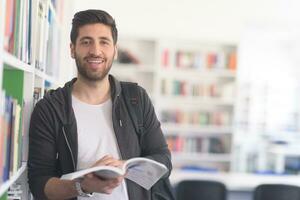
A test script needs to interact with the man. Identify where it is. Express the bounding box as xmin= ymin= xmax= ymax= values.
xmin=28 ymin=9 xmax=173 ymax=200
